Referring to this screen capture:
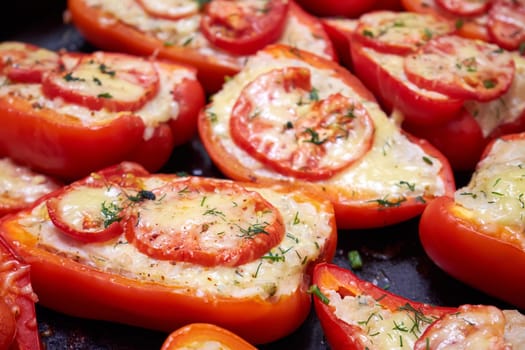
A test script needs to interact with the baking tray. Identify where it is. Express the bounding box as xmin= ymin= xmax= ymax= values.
xmin=0 ymin=2 xmax=519 ymax=349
